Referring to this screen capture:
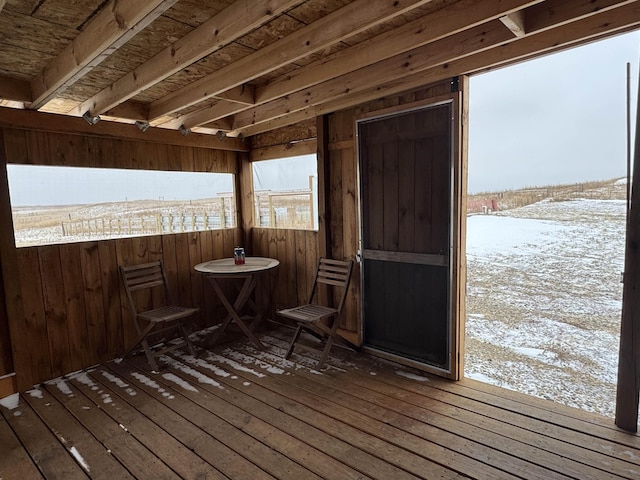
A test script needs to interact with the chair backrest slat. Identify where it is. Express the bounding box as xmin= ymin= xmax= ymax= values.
xmin=120 ymin=261 xmax=169 ymax=314
xmin=309 ymin=257 xmax=353 ymax=312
